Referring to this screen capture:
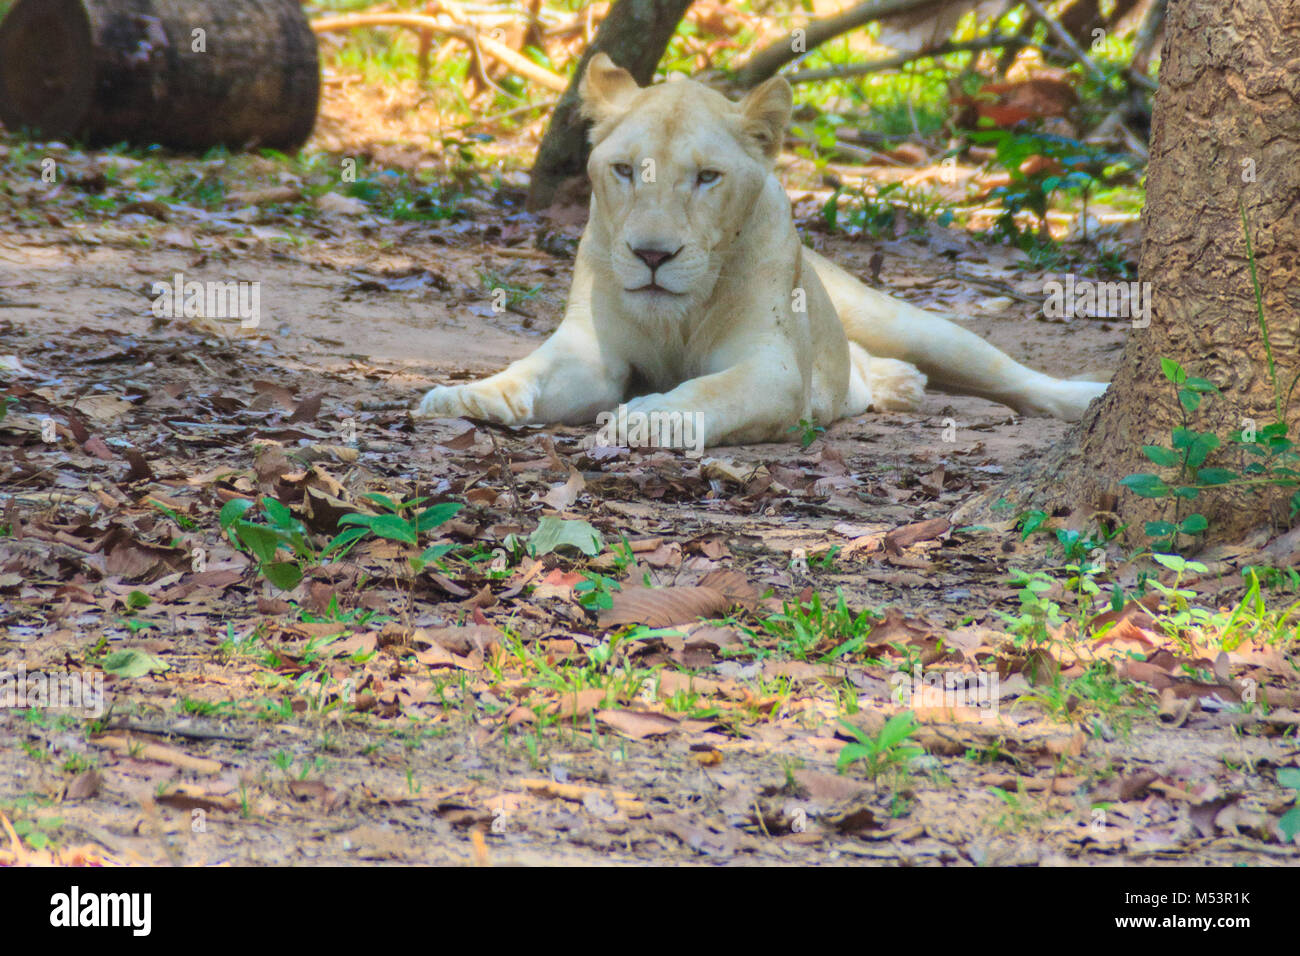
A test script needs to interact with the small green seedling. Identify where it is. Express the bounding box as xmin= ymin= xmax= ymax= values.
xmin=836 ymin=710 xmax=924 ymax=784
